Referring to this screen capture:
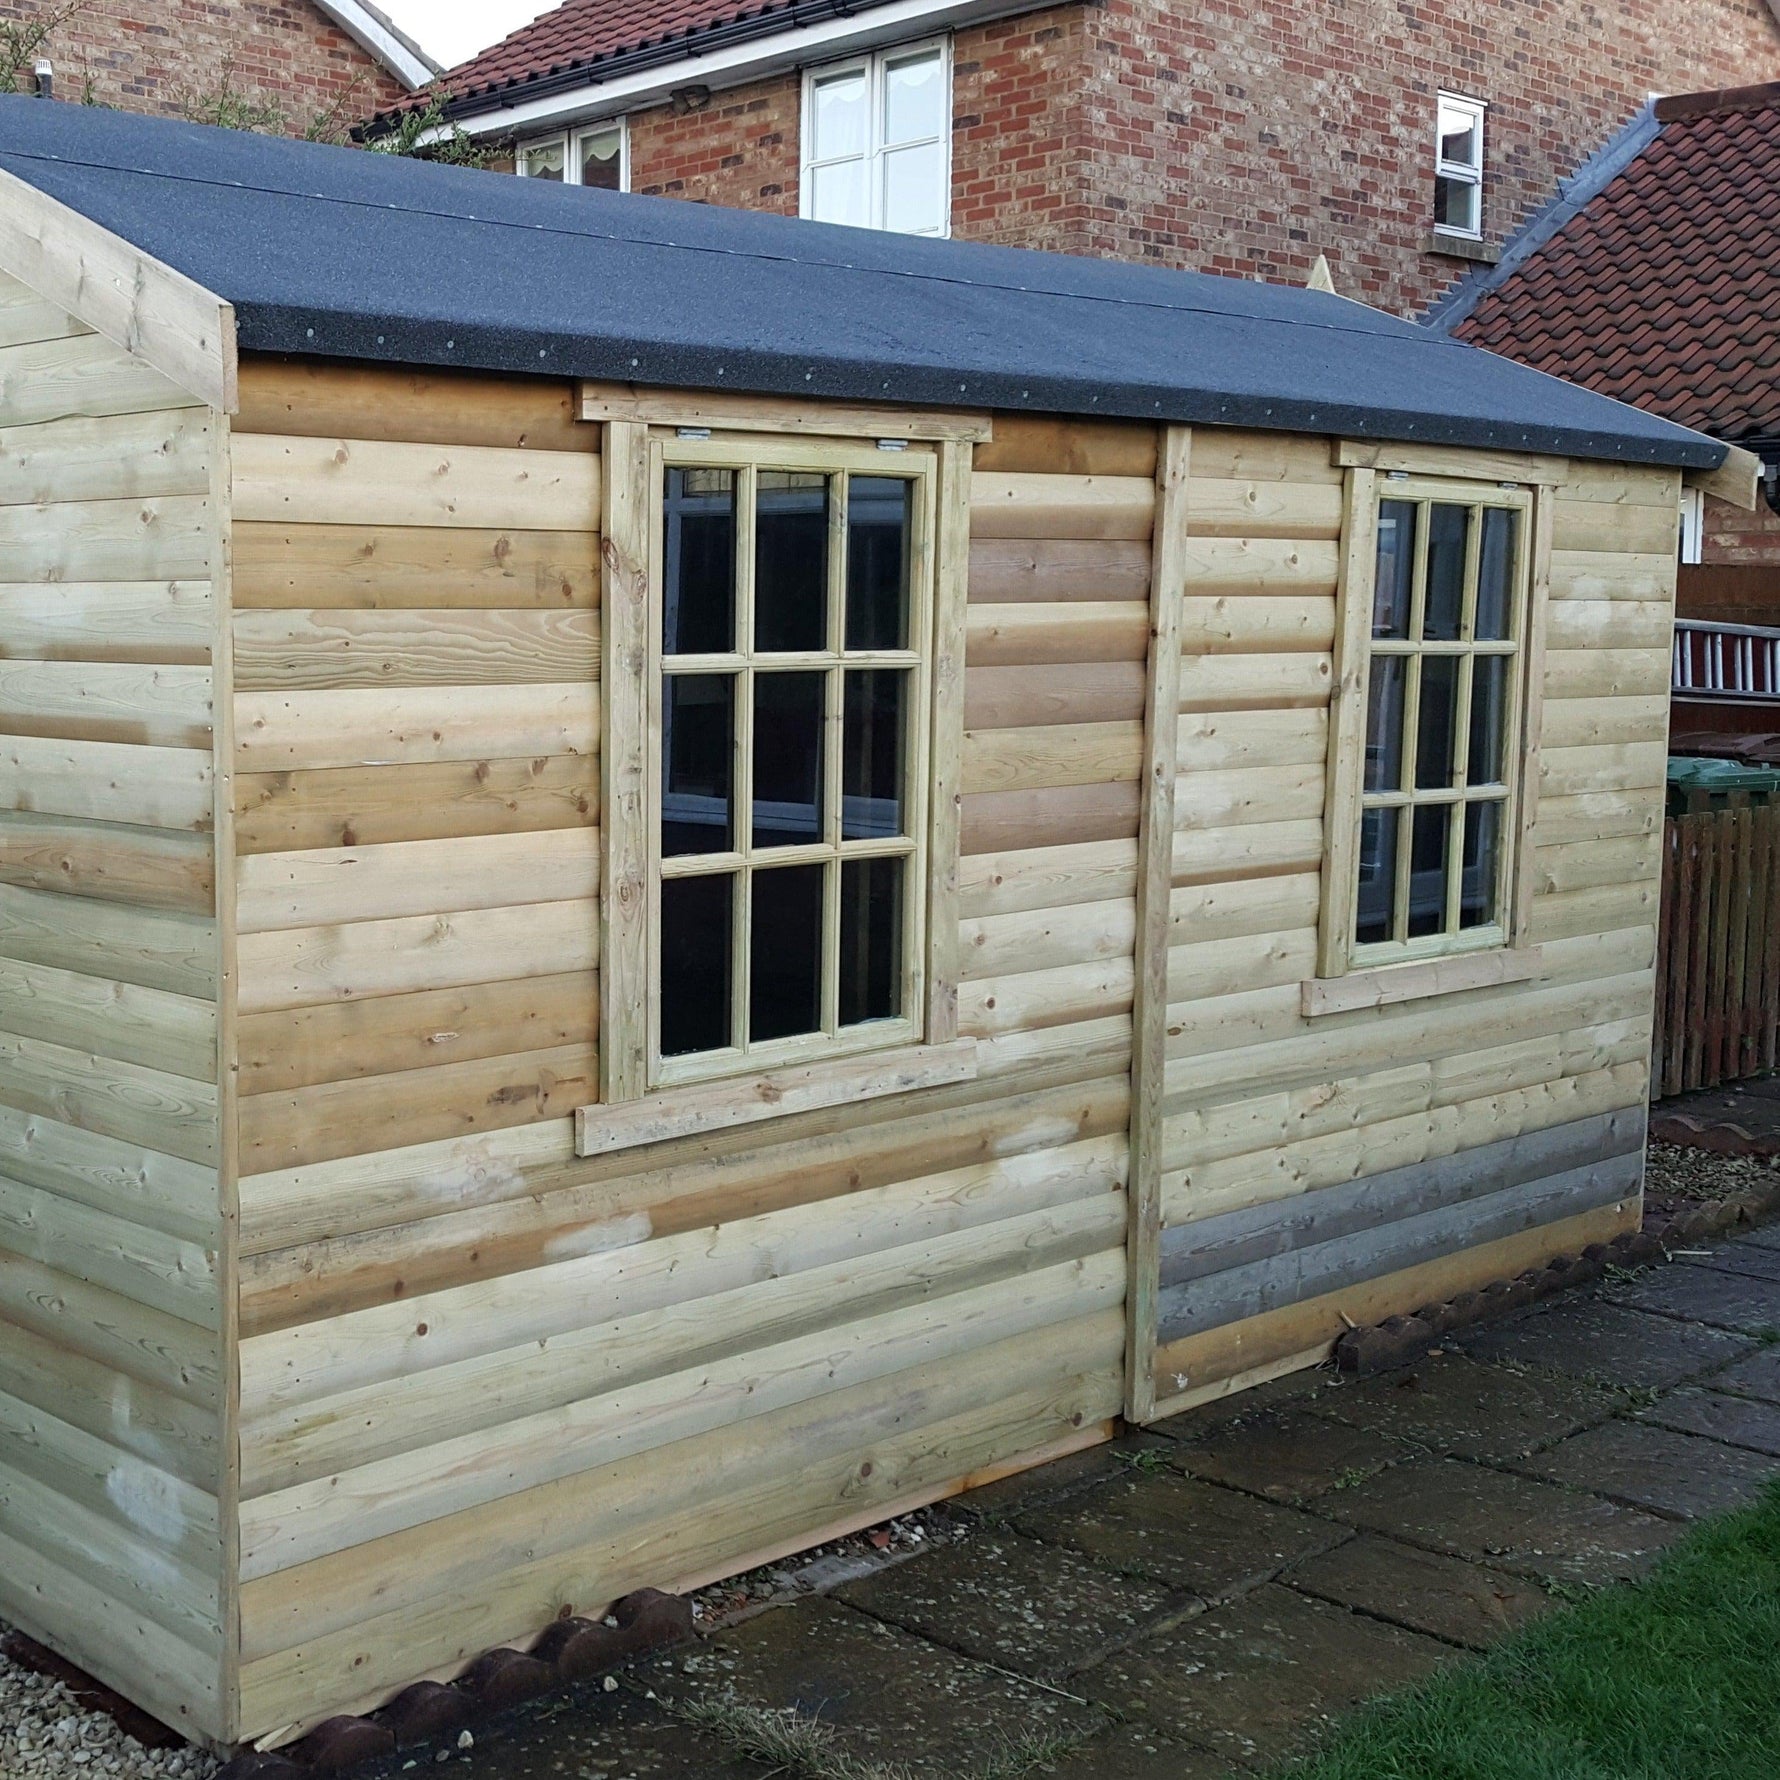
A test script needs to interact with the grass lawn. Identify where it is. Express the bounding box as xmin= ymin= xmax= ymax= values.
xmin=1271 ymin=1481 xmax=1780 ymax=1780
